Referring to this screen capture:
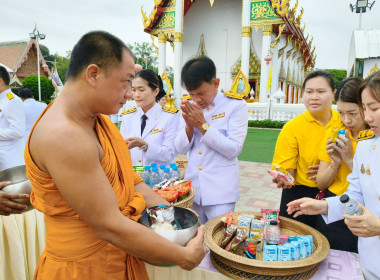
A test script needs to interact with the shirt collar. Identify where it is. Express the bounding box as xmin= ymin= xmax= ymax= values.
xmin=304 ymin=109 xmax=339 ymax=125
xmin=138 ymin=102 xmax=160 ymax=119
